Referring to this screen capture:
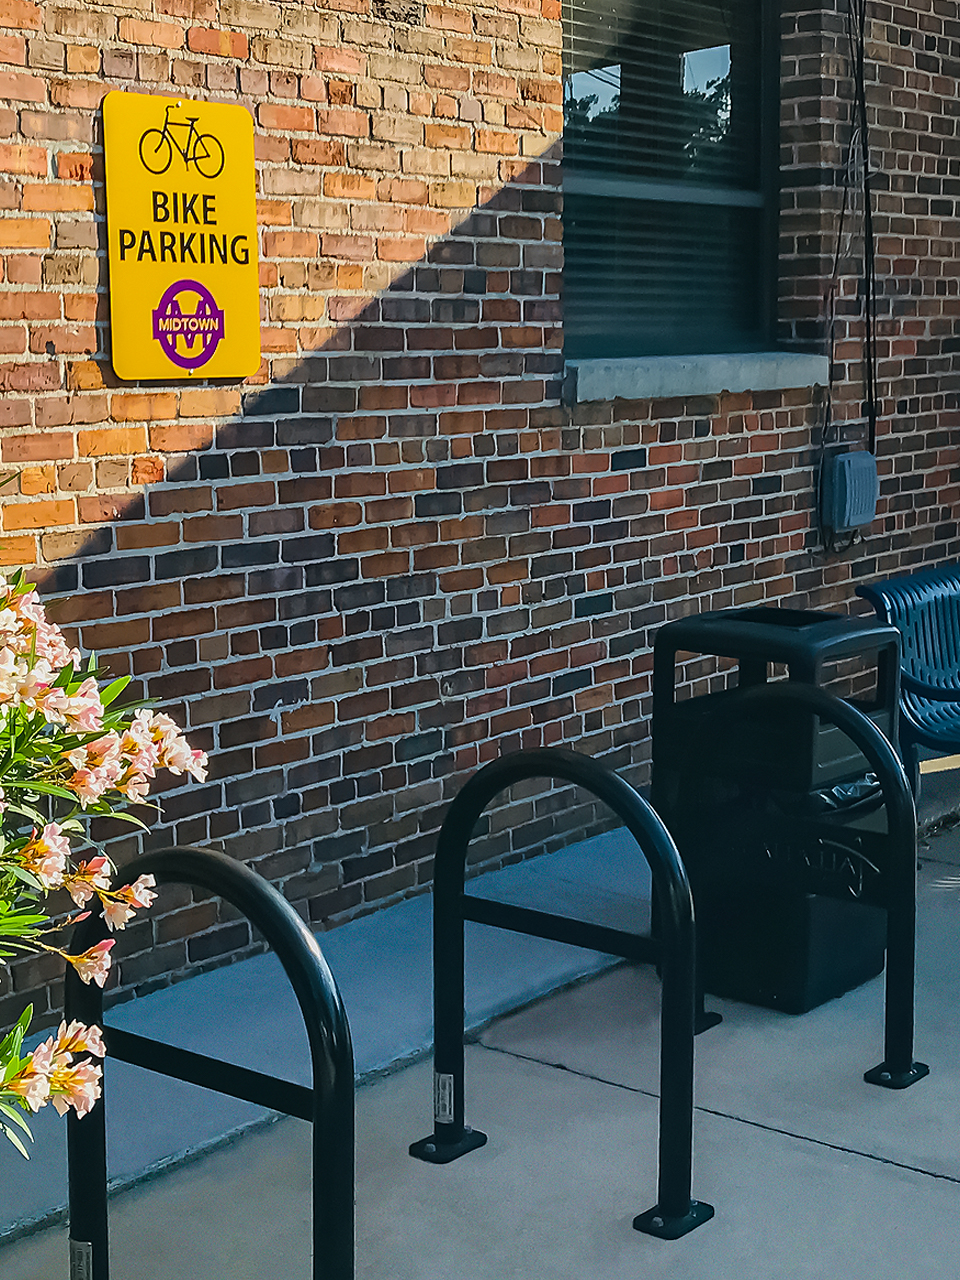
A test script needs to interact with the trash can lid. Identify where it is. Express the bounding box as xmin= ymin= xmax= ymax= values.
xmin=655 ymin=606 xmax=901 ymax=667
